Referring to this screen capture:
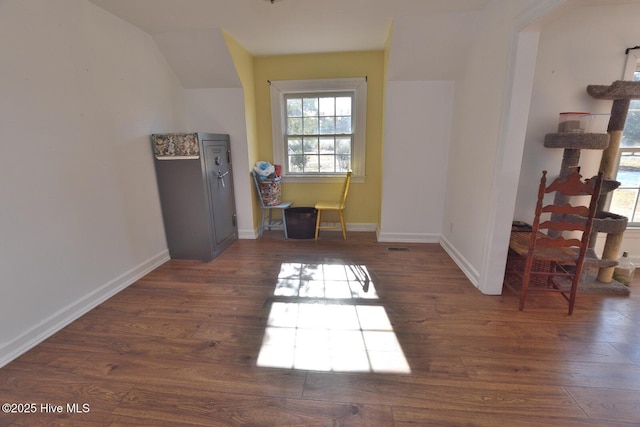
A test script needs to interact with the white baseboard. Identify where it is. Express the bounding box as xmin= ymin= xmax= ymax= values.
xmin=312 ymin=223 xmax=377 ymax=234
xmin=439 ymin=236 xmax=480 ymax=288
xmin=238 ymin=228 xmax=258 ymax=239
xmin=347 ymin=223 xmax=377 ymax=232
xmin=376 ymin=231 xmax=440 ymax=243
xmin=0 ymin=250 xmax=170 ymax=368
xmin=239 ymin=223 xmax=377 ymax=239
